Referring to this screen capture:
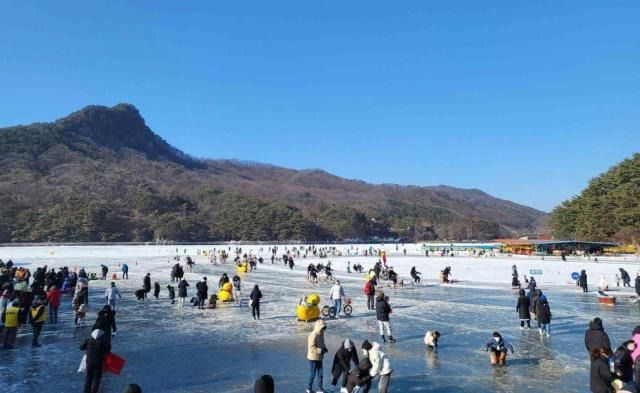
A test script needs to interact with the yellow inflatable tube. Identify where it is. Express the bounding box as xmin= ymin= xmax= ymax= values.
xmin=218 ymin=289 xmax=233 ymax=302
xmin=297 ymin=305 xmax=320 ymax=321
